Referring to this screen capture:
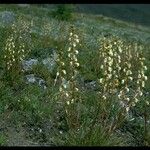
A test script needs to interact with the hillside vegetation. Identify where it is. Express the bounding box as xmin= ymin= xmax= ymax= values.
xmin=0 ymin=4 xmax=149 ymax=146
